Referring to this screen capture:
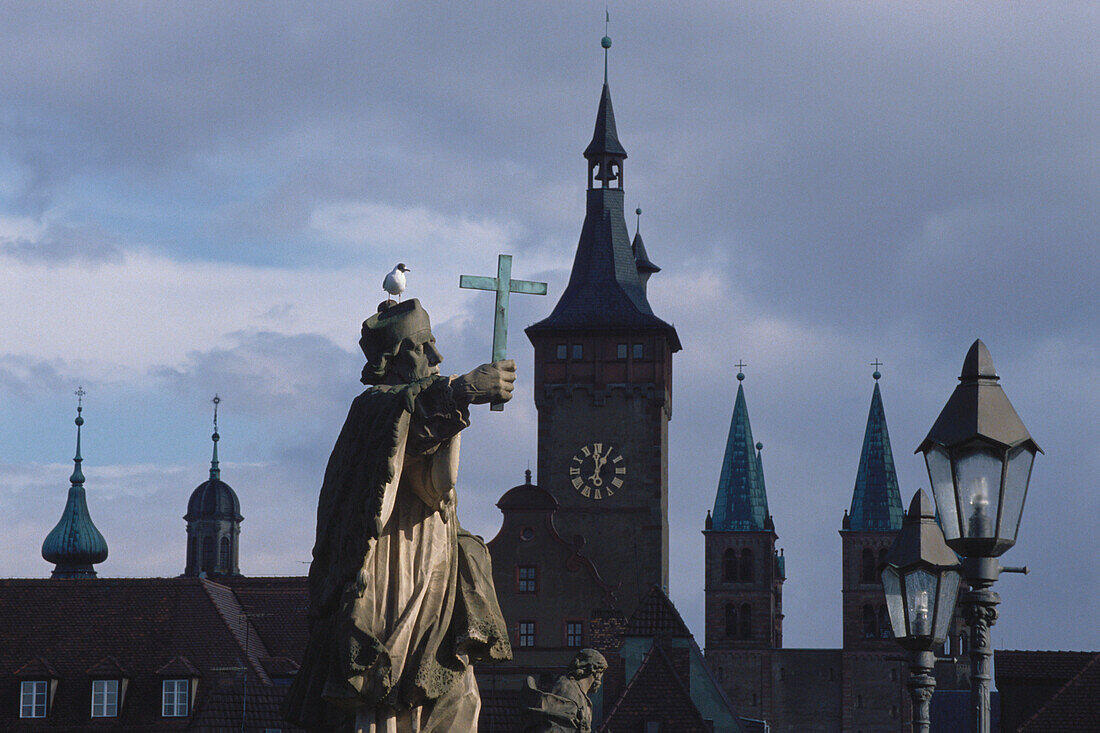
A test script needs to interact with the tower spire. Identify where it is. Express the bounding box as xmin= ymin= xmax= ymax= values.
xmin=846 ymin=365 xmax=904 ymax=531
xmin=42 ymin=387 xmax=109 ymax=578
xmin=710 ymin=367 xmax=771 ymax=531
xmin=209 ymin=394 xmax=221 ymax=481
